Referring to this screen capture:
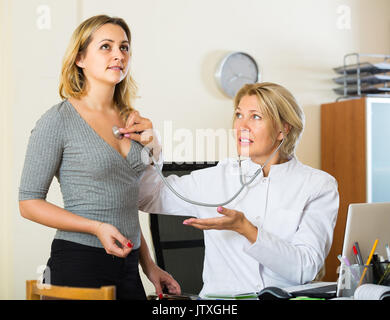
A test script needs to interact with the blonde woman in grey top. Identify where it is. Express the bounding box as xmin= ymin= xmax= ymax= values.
xmin=18 ymin=15 xmax=180 ymax=299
